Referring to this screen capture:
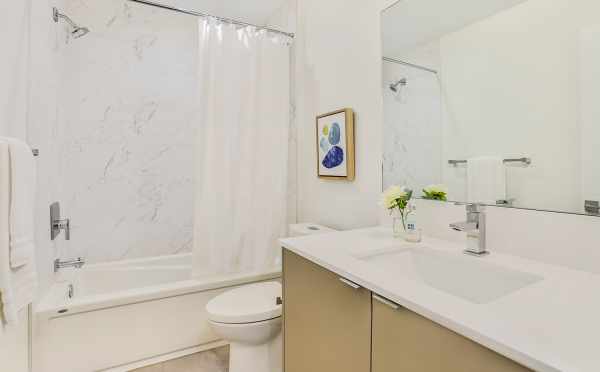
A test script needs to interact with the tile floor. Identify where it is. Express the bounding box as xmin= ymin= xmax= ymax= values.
xmin=133 ymin=346 xmax=229 ymax=372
